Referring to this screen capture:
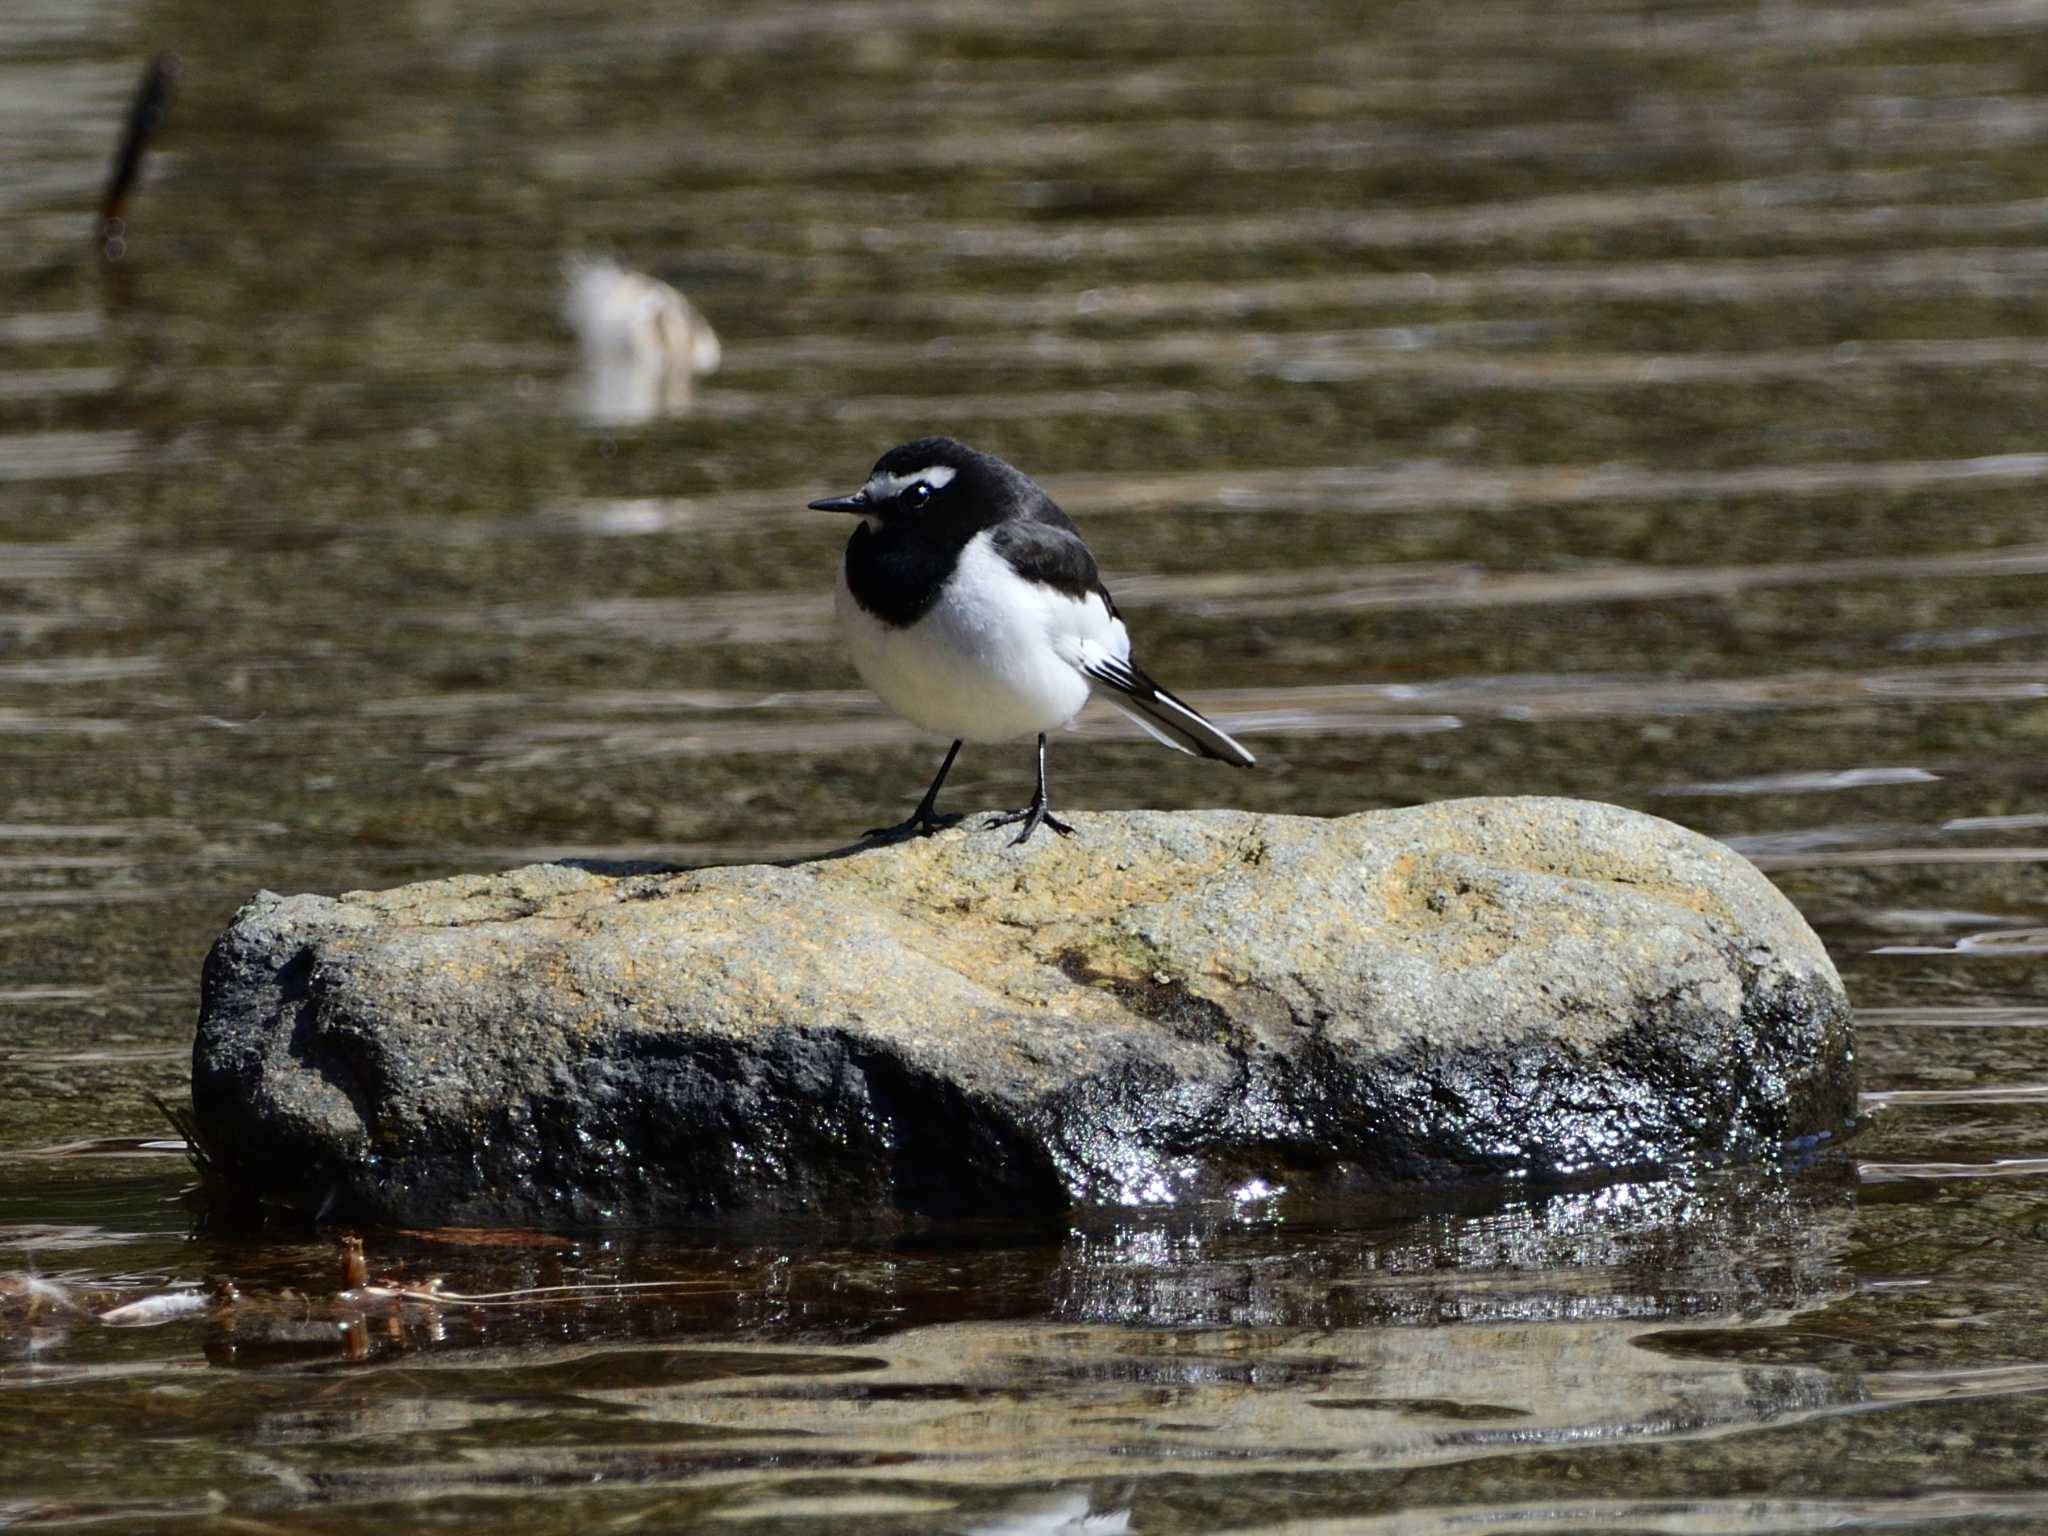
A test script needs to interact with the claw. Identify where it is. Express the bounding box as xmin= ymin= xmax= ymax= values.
xmin=863 ymin=808 xmax=962 ymax=842
xmin=861 ymin=740 xmax=965 ymax=844
xmin=987 ymin=802 xmax=1074 ymax=846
